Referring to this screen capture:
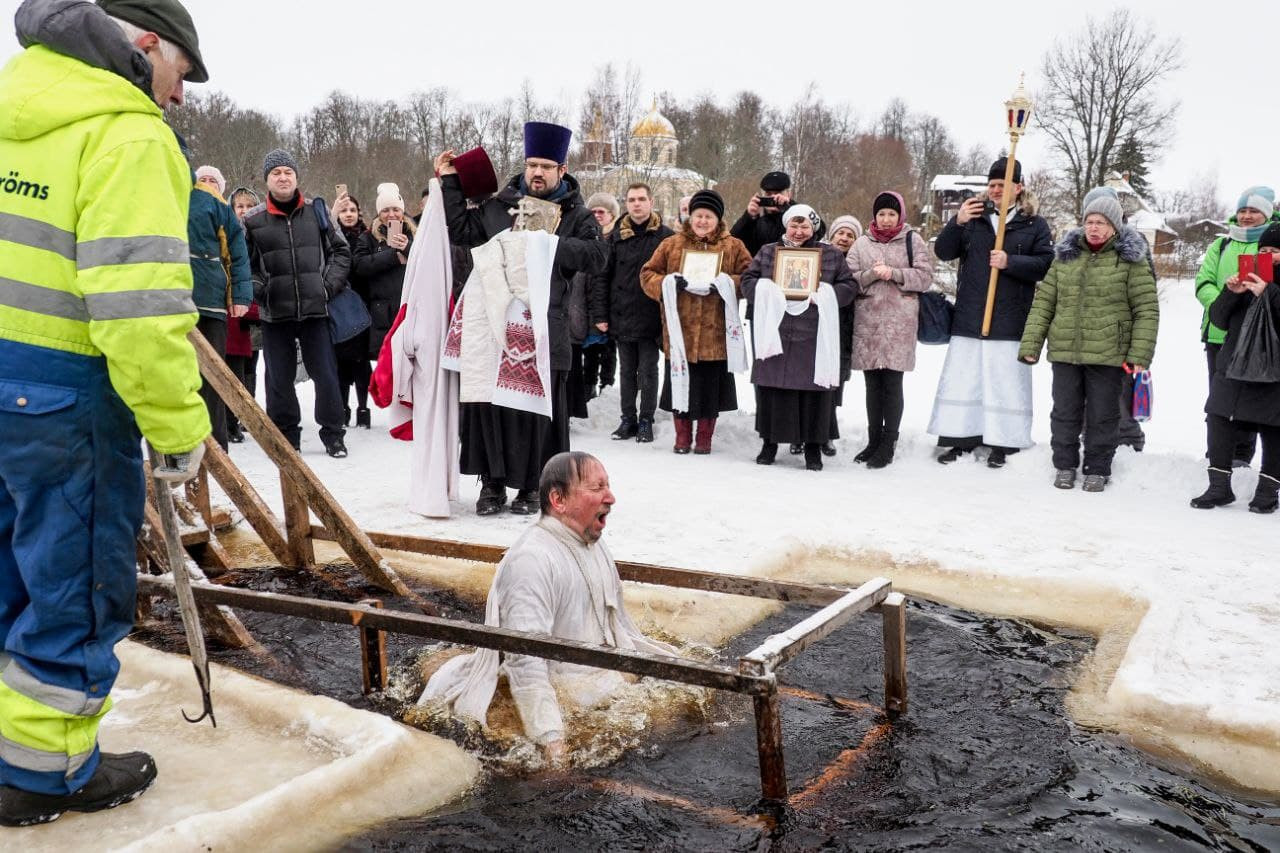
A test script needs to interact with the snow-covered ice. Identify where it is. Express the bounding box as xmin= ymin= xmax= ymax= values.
xmin=10 ymin=641 xmax=478 ymax=851
xmin=224 ymin=279 xmax=1280 ymax=795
